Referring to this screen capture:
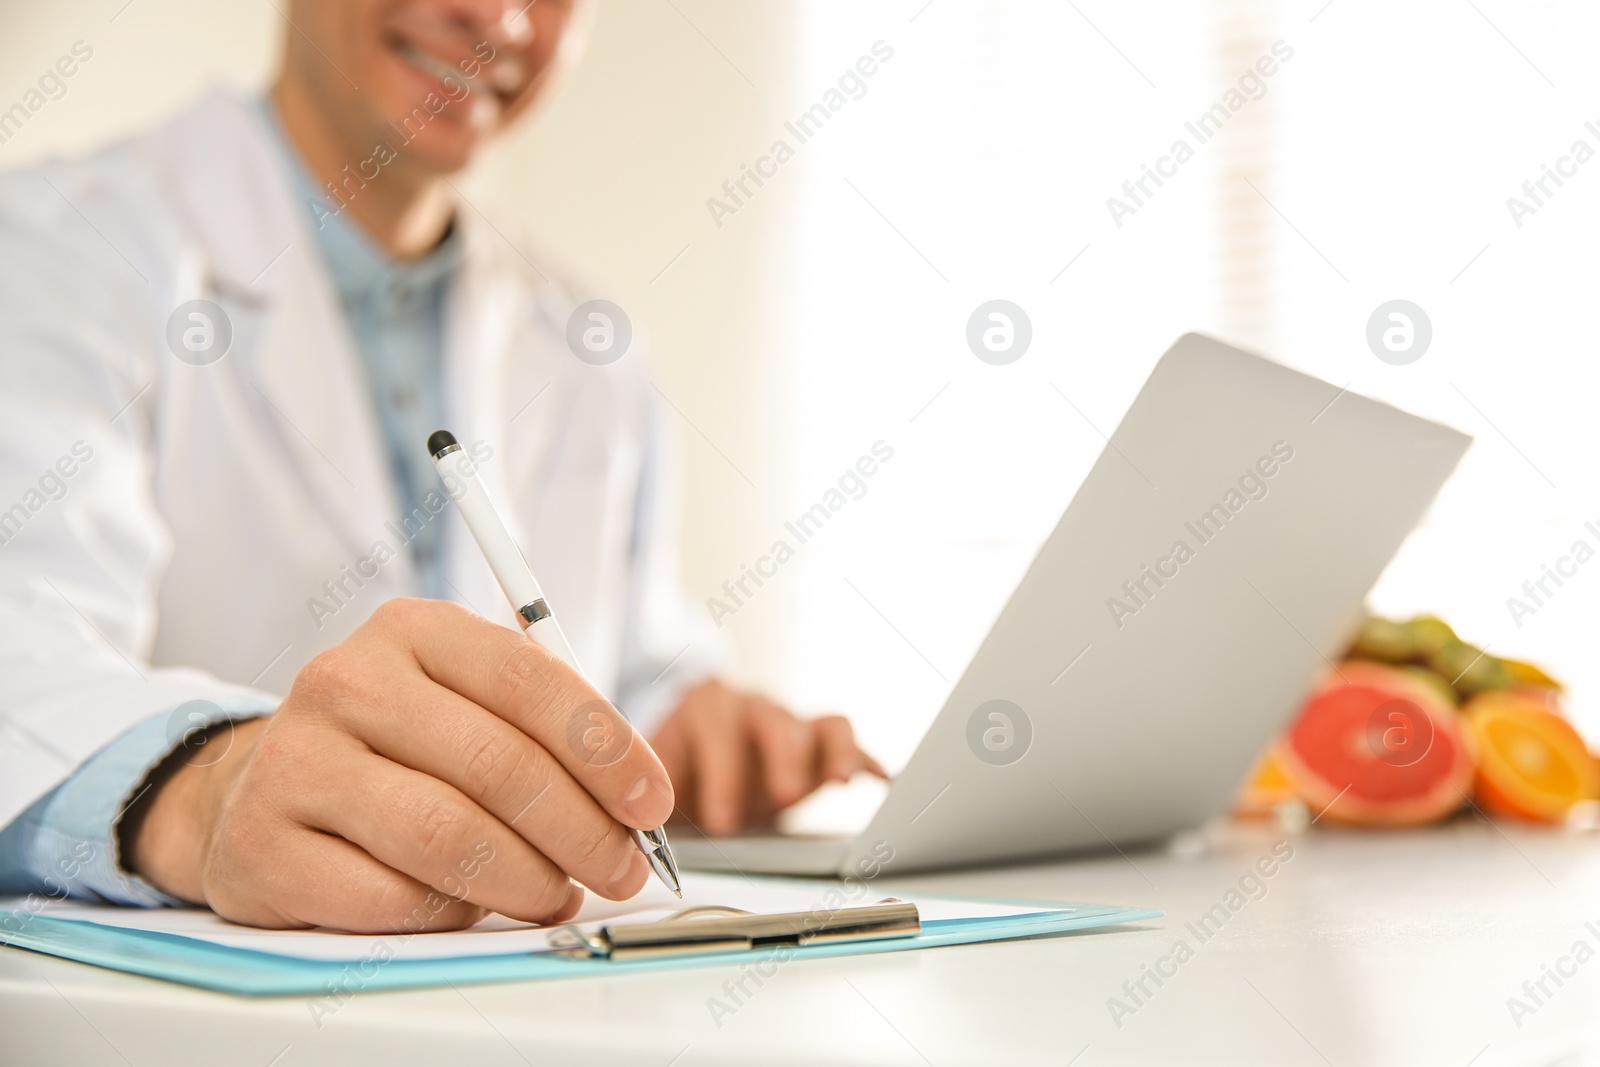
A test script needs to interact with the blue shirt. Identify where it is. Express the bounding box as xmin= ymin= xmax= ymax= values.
xmin=264 ymin=100 xmax=460 ymax=599
xmin=0 ymin=99 xmax=460 ymax=905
